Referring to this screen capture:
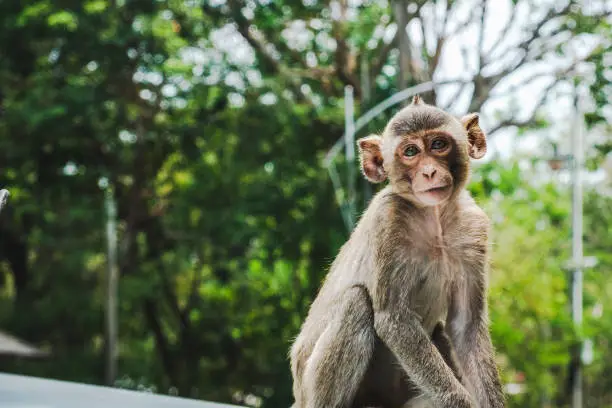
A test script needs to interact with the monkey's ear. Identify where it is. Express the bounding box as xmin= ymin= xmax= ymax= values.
xmin=461 ymin=113 xmax=487 ymax=159
xmin=357 ymin=135 xmax=387 ymax=183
